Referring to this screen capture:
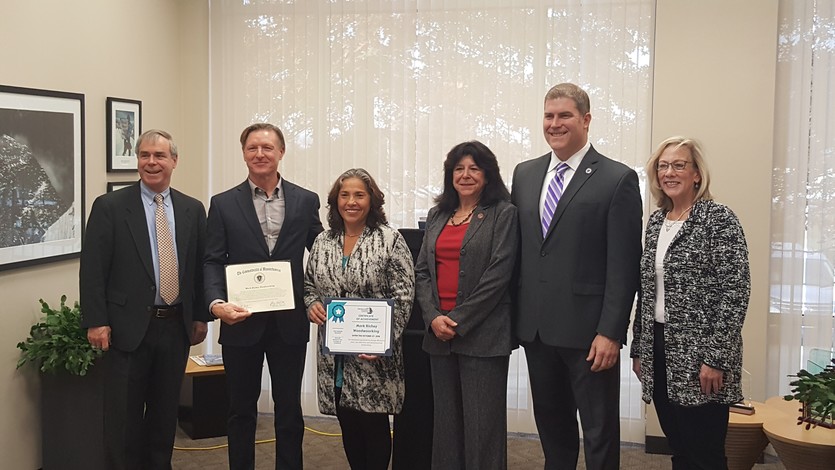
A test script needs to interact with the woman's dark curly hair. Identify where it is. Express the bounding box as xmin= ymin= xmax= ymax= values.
xmin=435 ymin=140 xmax=510 ymax=212
xmin=326 ymin=168 xmax=388 ymax=234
